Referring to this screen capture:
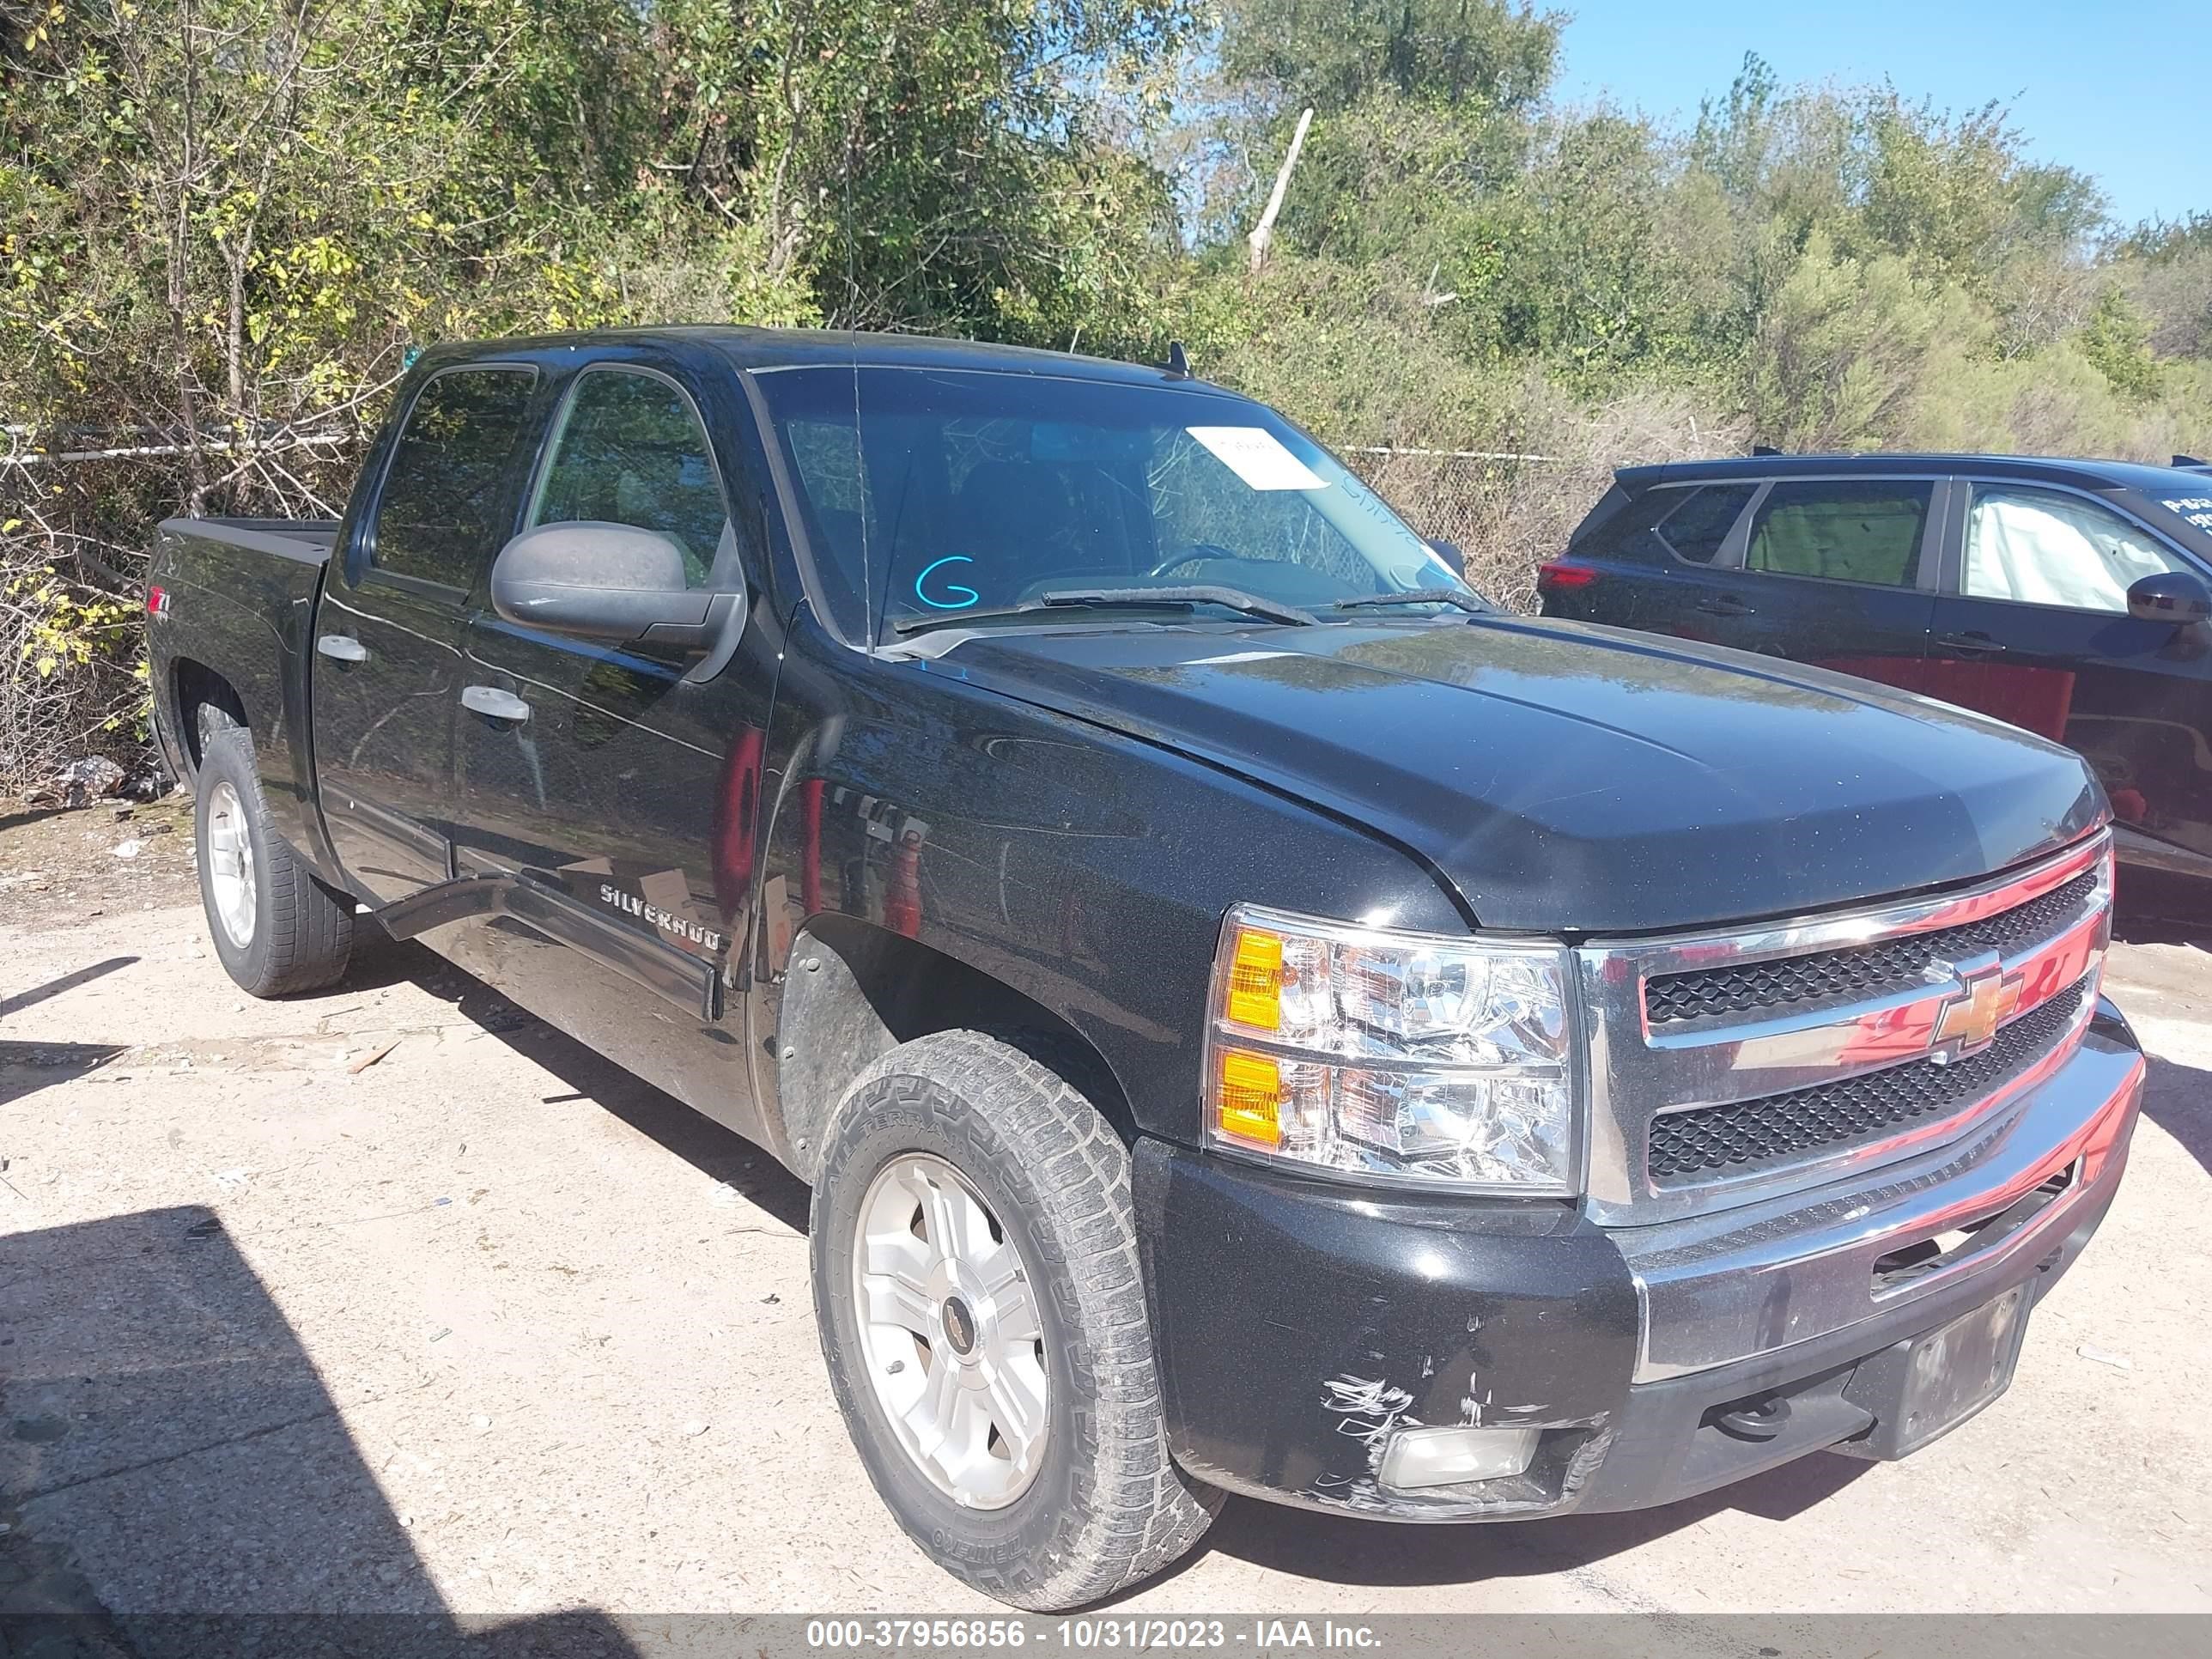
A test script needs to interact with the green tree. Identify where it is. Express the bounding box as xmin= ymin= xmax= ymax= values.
xmin=1218 ymin=0 xmax=1561 ymax=116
